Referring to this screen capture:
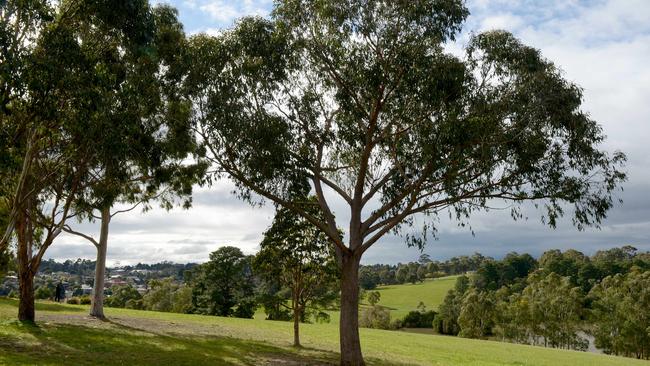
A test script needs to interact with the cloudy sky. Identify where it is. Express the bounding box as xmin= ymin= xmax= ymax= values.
xmin=47 ymin=0 xmax=650 ymax=265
